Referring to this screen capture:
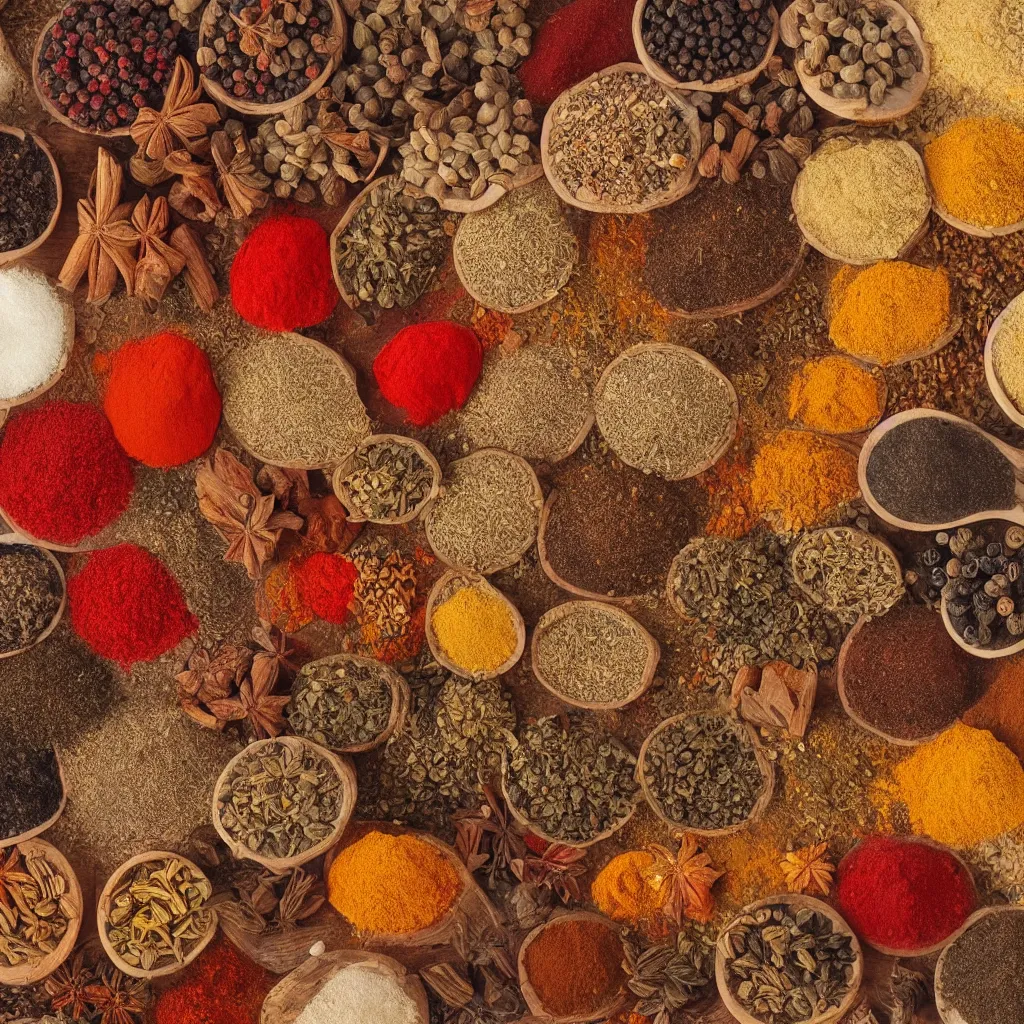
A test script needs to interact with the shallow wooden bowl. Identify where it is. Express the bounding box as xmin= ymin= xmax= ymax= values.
xmin=198 ymin=0 xmax=346 ymax=117
xmin=637 ymin=712 xmax=774 ymax=836
xmin=716 ymin=894 xmax=863 ymax=1024
xmin=212 ymin=736 xmax=357 ymax=871
xmin=0 ymin=127 xmax=63 ymax=269
xmin=0 ymin=838 xmax=82 ymax=986
xmin=984 ymin=293 xmax=1024 ymax=429
xmin=531 ymin=600 xmax=659 ymax=710
xmin=517 ymin=911 xmax=629 ymax=1022
xmin=261 ymin=949 xmax=430 ymax=1024
xmin=779 ymin=0 xmax=929 ymax=124
xmin=540 ymin=63 xmax=702 ymax=215
xmin=940 ymin=592 xmax=1024 ymax=661
xmin=425 ymin=569 xmax=526 ymax=681
xmin=332 ymin=434 xmax=441 ymax=526
xmin=97 ymin=850 xmax=215 ymax=980
xmin=0 ymin=537 xmax=66 ymax=662
xmin=0 ymin=744 xmax=66 ymax=848
xmin=634 ymin=2 xmax=780 ymax=93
